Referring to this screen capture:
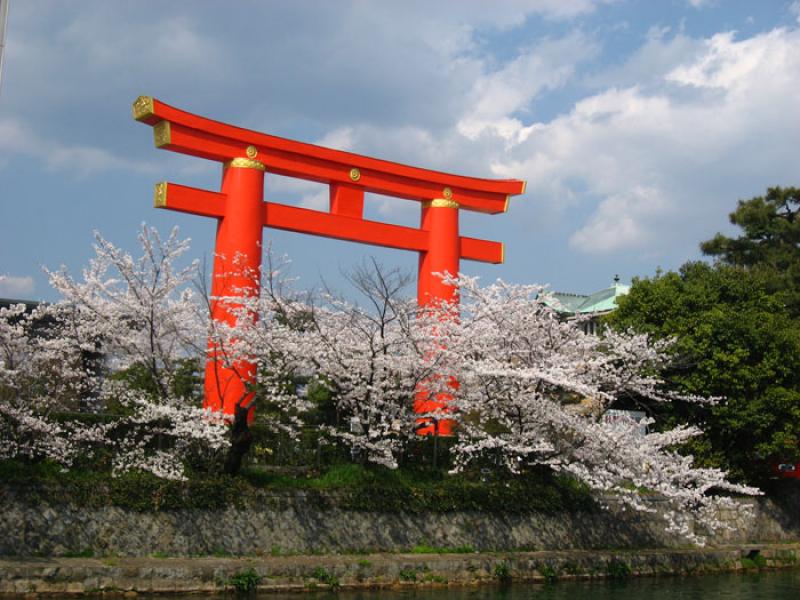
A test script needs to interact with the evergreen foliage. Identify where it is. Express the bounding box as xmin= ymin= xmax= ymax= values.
xmin=701 ymin=186 xmax=800 ymax=316
xmin=609 ymin=186 xmax=800 ymax=485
